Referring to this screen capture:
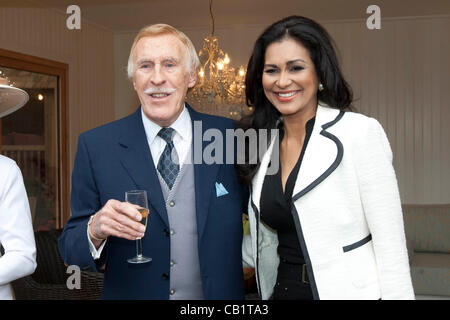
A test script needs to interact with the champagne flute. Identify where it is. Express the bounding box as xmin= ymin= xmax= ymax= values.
xmin=126 ymin=190 xmax=152 ymax=264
